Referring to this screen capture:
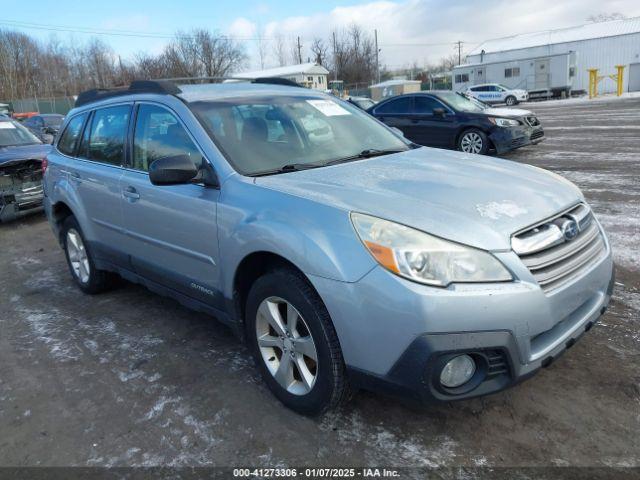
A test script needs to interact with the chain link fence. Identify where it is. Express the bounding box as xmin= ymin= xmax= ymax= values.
xmin=1 ymin=96 xmax=76 ymax=115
